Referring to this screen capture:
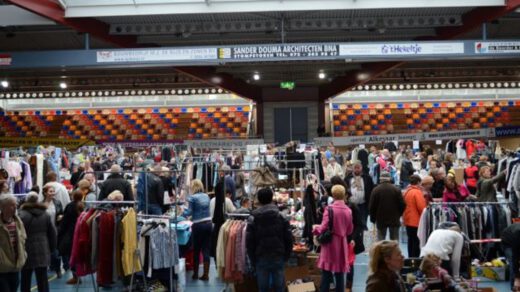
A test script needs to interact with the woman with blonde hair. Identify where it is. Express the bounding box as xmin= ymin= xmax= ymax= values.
xmin=313 ymin=185 xmax=353 ymax=292
xmin=476 ymin=166 xmax=506 ymax=202
xmin=182 ymin=179 xmax=212 ymax=281
xmin=366 ymin=240 xmax=406 ymax=292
